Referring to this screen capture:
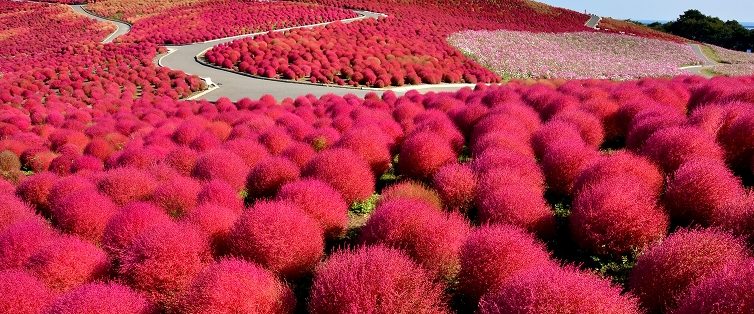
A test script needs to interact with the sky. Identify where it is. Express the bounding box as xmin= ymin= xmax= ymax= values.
xmin=537 ymin=0 xmax=754 ymax=22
